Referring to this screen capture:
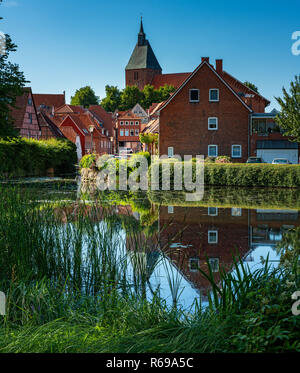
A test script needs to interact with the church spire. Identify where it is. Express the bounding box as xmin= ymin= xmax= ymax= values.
xmin=139 ymin=17 xmax=144 ymax=34
xmin=138 ymin=17 xmax=146 ymax=46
